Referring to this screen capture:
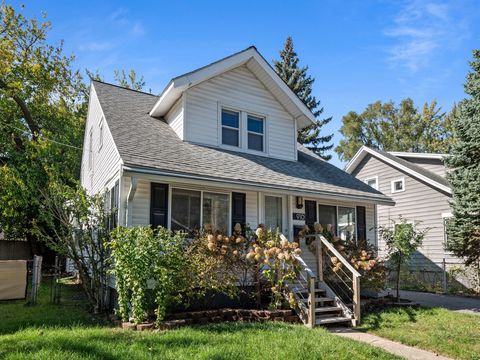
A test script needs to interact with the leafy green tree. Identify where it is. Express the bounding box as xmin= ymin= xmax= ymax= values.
xmin=39 ymin=182 xmax=111 ymax=312
xmin=273 ymin=37 xmax=333 ymax=160
xmin=445 ymin=50 xmax=480 ymax=270
xmin=336 ymin=98 xmax=454 ymax=161
xmin=379 ymin=217 xmax=428 ymax=300
xmin=0 ymin=3 xmax=86 ymax=249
